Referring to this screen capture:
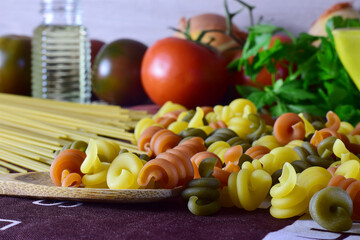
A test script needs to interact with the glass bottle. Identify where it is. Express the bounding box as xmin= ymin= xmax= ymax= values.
xmin=31 ymin=0 xmax=91 ymax=103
